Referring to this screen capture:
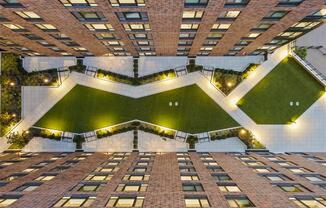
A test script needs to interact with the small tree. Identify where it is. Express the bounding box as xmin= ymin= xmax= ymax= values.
xmin=294 ymin=47 xmax=307 ymax=60
xmin=7 ymin=131 xmax=32 ymax=149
